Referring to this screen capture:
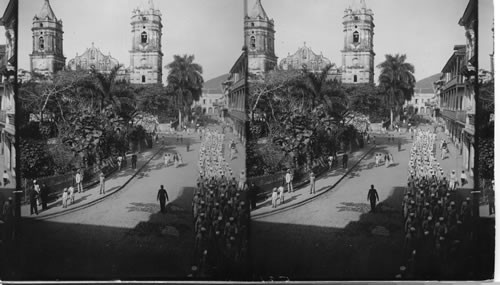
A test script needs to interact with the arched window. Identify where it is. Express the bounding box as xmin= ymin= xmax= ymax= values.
xmin=39 ymin=37 xmax=44 ymax=50
xmin=353 ymin=31 xmax=360 ymax=43
xmin=250 ymin=36 xmax=256 ymax=49
xmin=353 ymin=75 xmax=358 ymax=82
xmin=141 ymin=32 xmax=148 ymax=44
xmin=142 ymin=75 xmax=146 ymax=83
